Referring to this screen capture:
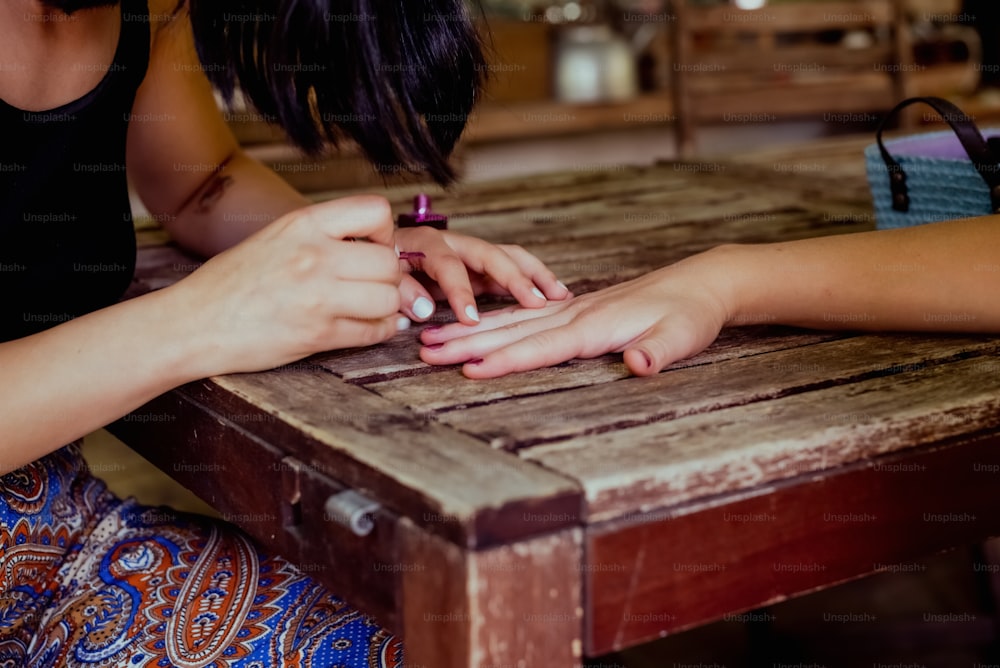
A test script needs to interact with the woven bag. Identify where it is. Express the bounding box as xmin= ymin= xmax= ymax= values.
xmin=864 ymin=96 xmax=1000 ymax=229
